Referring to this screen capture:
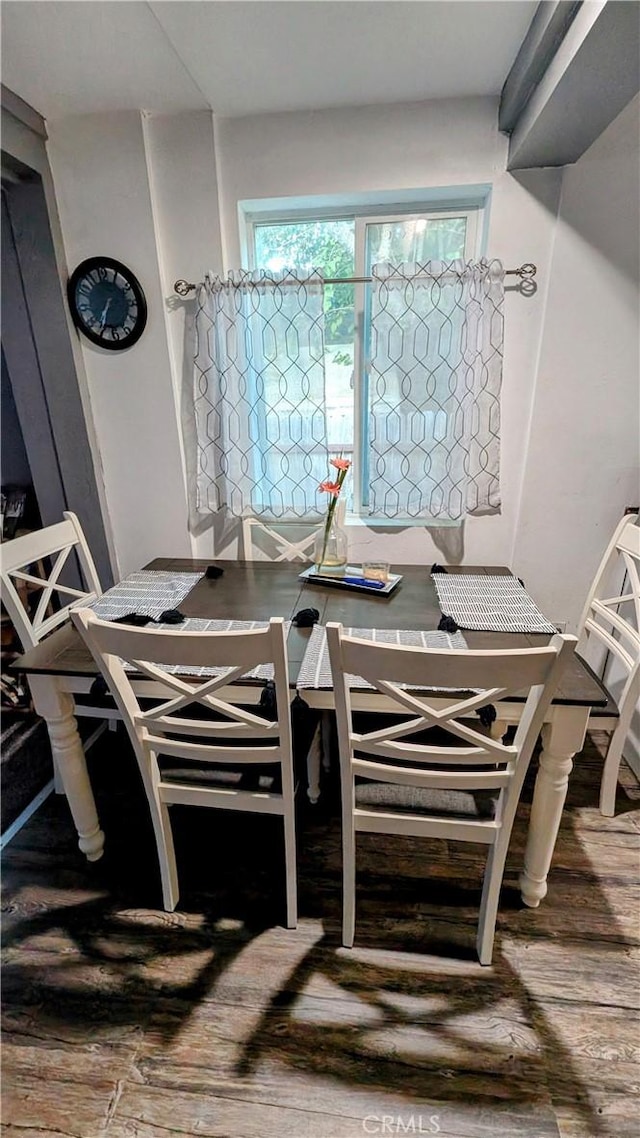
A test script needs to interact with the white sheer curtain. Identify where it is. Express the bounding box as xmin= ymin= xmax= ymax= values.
xmin=368 ymin=260 xmax=505 ymax=520
xmin=193 ymin=270 xmax=329 ymax=520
